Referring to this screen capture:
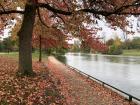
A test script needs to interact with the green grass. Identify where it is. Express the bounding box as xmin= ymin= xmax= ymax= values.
xmin=32 ymin=51 xmax=48 ymax=61
xmin=122 ymin=49 xmax=140 ymax=56
xmin=0 ymin=52 xmax=19 ymax=59
xmin=0 ymin=51 xmax=48 ymax=61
